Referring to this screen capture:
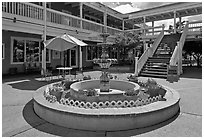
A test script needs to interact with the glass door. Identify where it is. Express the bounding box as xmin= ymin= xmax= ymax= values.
xmin=70 ymin=49 xmax=77 ymax=66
